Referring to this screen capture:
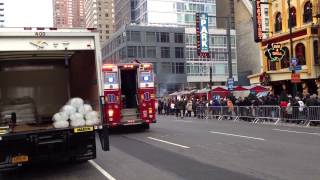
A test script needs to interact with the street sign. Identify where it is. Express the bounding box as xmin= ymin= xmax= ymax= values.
xmin=295 ymin=65 xmax=302 ymax=71
xmin=227 ymin=78 xmax=234 ymax=91
xmin=291 ymin=73 xmax=301 ymax=83
xmin=291 ymin=57 xmax=297 ymax=66
xmin=289 ymin=65 xmax=302 ymax=71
